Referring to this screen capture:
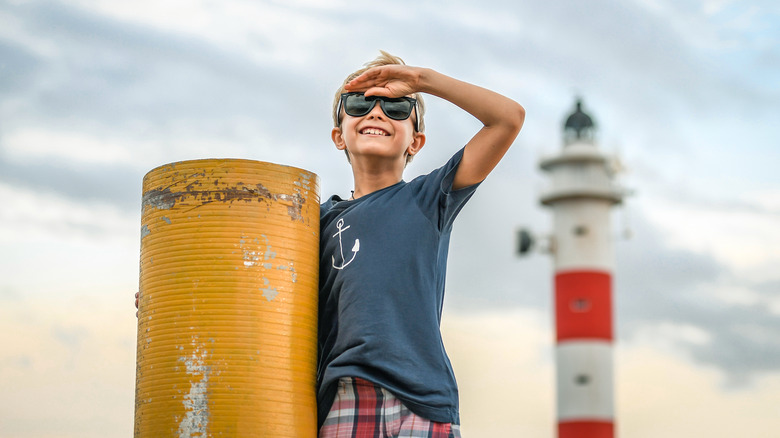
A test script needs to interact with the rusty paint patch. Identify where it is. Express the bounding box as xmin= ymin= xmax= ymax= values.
xmin=142 ymin=188 xmax=176 ymax=210
xmin=143 ymin=179 xmax=306 ymax=220
xmin=253 ymin=183 xmax=273 ymax=199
